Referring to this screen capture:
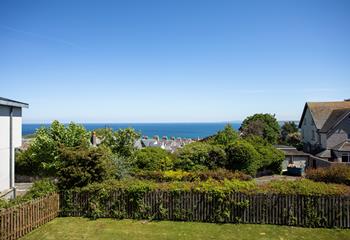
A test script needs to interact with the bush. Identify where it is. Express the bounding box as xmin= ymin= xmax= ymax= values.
xmin=175 ymin=142 xmax=226 ymax=170
xmin=133 ymin=169 xmax=252 ymax=182
xmin=133 ymin=148 xmax=174 ymax=171
xmin=57 ymin=146 xmax=116 ymax=190
xmin=306 ymin=165 xmax=350 ymax=185
xmin=0 ymin=179 xmax=57 ymax=209
xmin=225 ymin=140 xmax=260 ymax=176
xmin=68 ymin=178 xmax=350 ymax=196
xmin=245 ymin=136 xmax=285 ymax=173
